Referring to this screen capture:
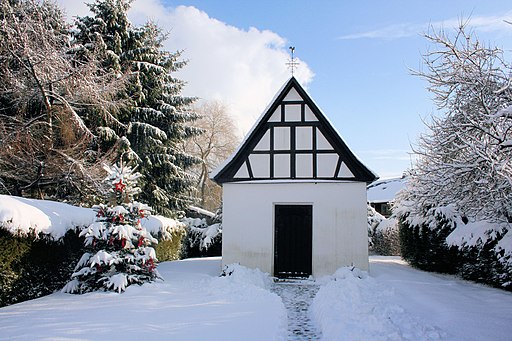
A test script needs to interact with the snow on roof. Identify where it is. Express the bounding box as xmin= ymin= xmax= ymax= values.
xmin=367 ymin=177 xmax=407 ymax=203
xmin=0 ymin=195 xmax=183 ymax=240
xmin=188 ymin=206 xmax=216 ymax=218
